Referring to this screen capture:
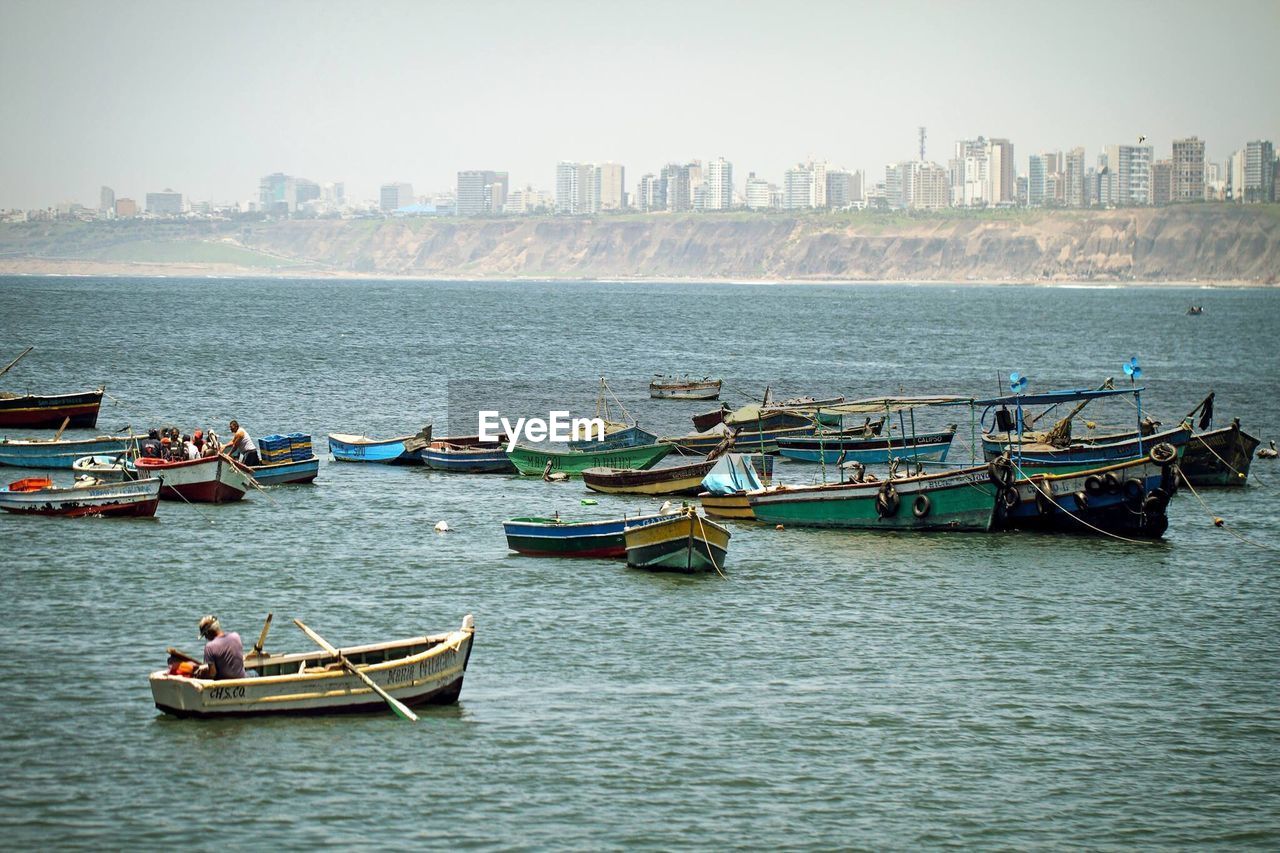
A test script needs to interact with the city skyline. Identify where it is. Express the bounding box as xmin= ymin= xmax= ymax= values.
xmin=1 ymin=0 xmax=1278 ymax=209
